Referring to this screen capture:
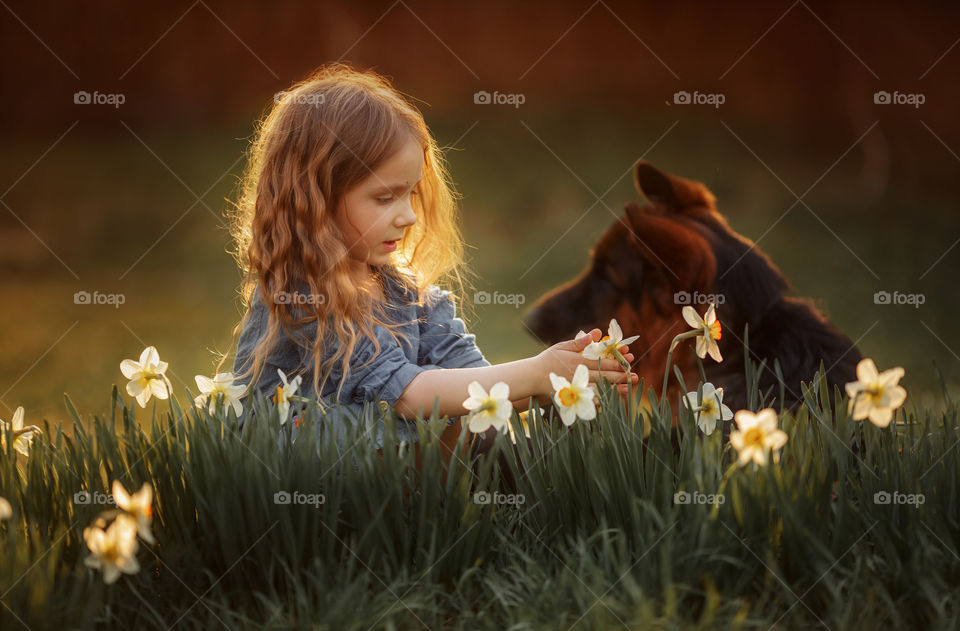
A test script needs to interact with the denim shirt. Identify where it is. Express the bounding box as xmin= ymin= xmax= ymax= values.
xmin=232 ymin=268 xmax=490 ymax=447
